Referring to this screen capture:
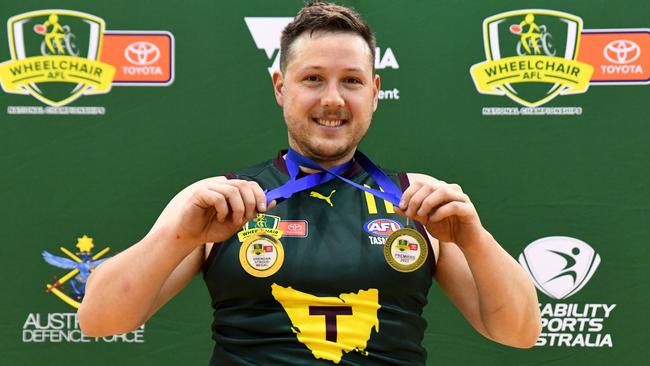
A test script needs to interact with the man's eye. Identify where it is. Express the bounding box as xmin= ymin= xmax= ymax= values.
xmin=345 ymin=78 xmax=361 ymax=84
xmin=305 ymin=76 xmax=321 ymax=82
